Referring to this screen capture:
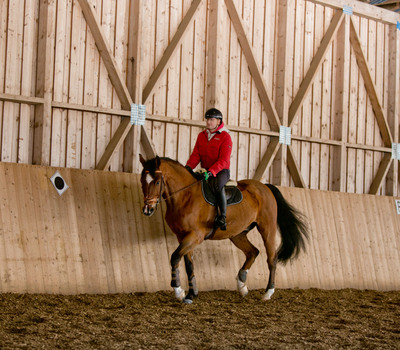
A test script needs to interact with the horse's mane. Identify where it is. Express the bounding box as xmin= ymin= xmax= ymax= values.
xmin=142 ymin=157 xmax=186 ymax=176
